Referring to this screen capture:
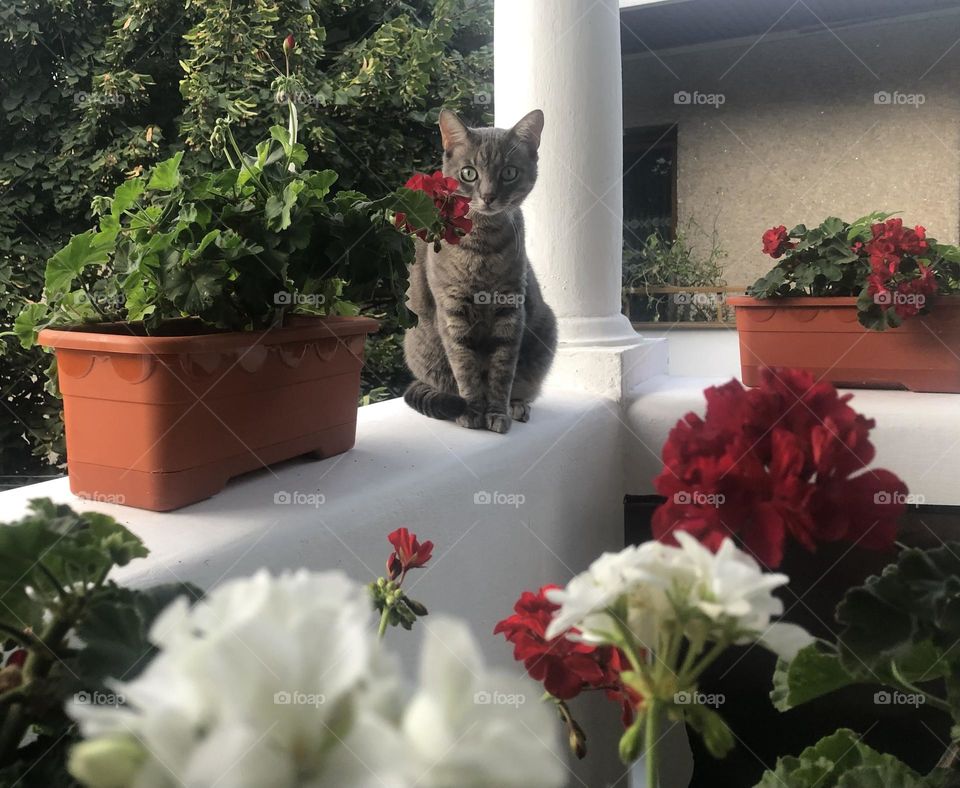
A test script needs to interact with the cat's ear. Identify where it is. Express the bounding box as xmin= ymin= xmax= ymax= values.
xmin=509 ymin=109 xmax=544 ymax=151
xmin=439 ymin=109 xmax=470 ymax=152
